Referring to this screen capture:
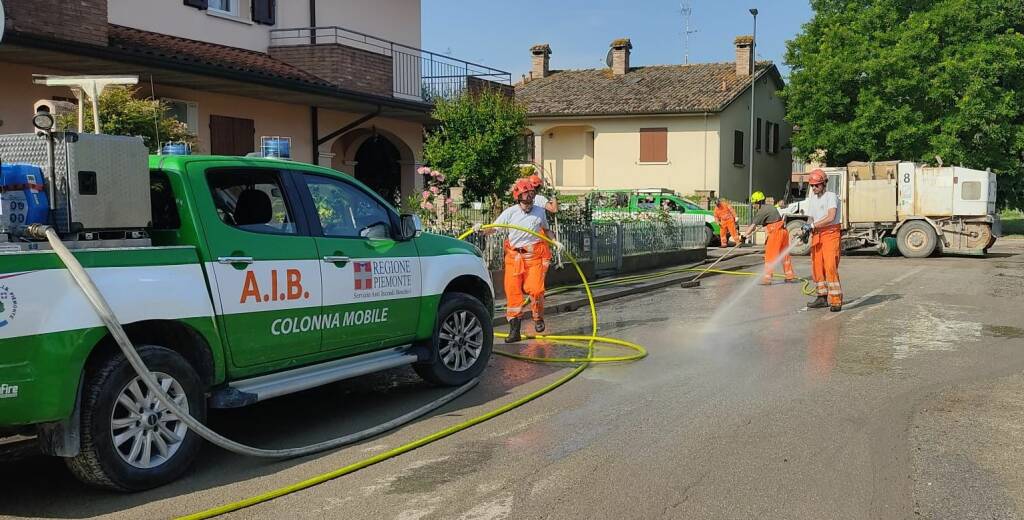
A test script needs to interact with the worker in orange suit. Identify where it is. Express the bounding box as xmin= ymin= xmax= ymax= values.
xmin=741 ymin=191 xmax=797 ymax=285
xmin=474 ymin=179 xmax=556 ymax=342
xmin=713 ymin=199 xmax=741 ymax=248
xmin=800 ymin=169 xmax=843 ymax=312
